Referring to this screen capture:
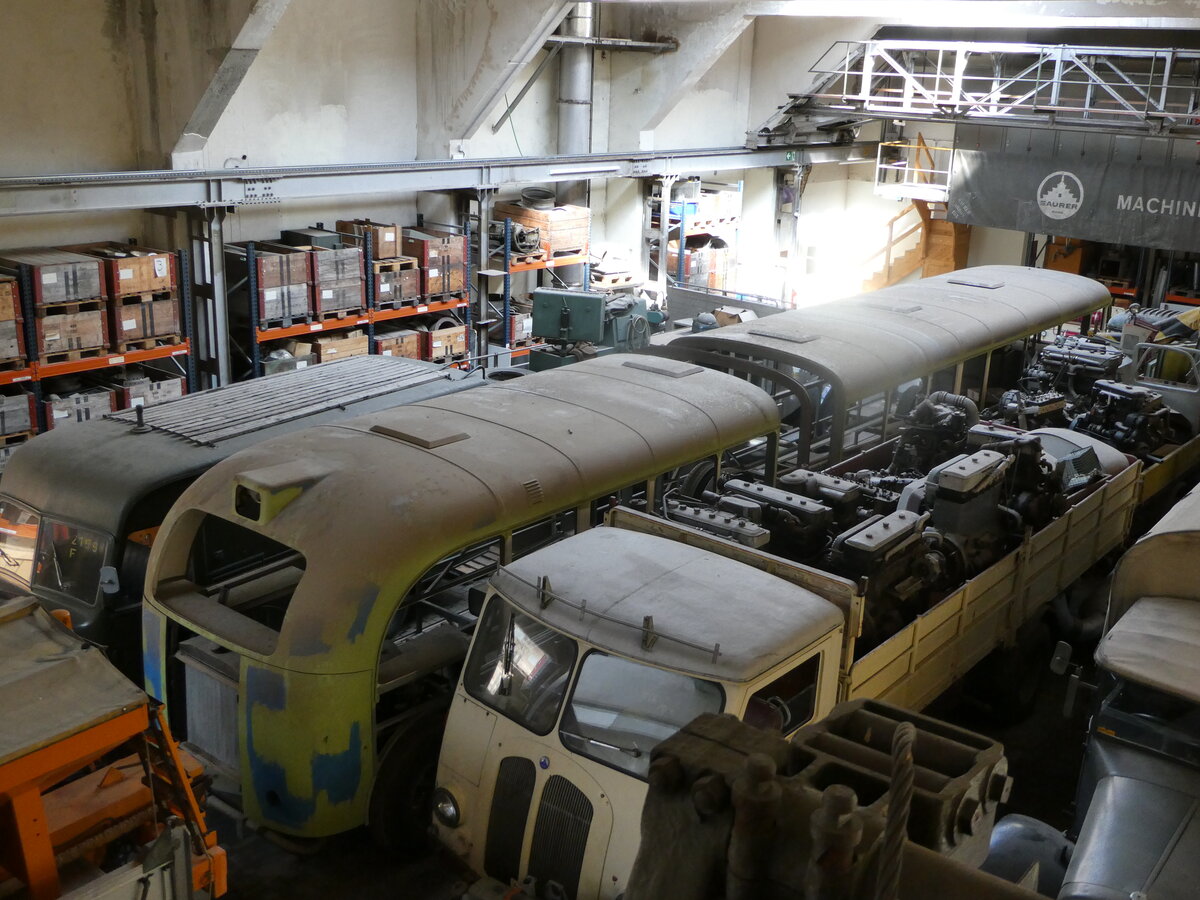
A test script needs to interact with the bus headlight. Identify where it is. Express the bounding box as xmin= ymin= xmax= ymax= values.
xmin=433 ymin=787 xmax=461 ymax=828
